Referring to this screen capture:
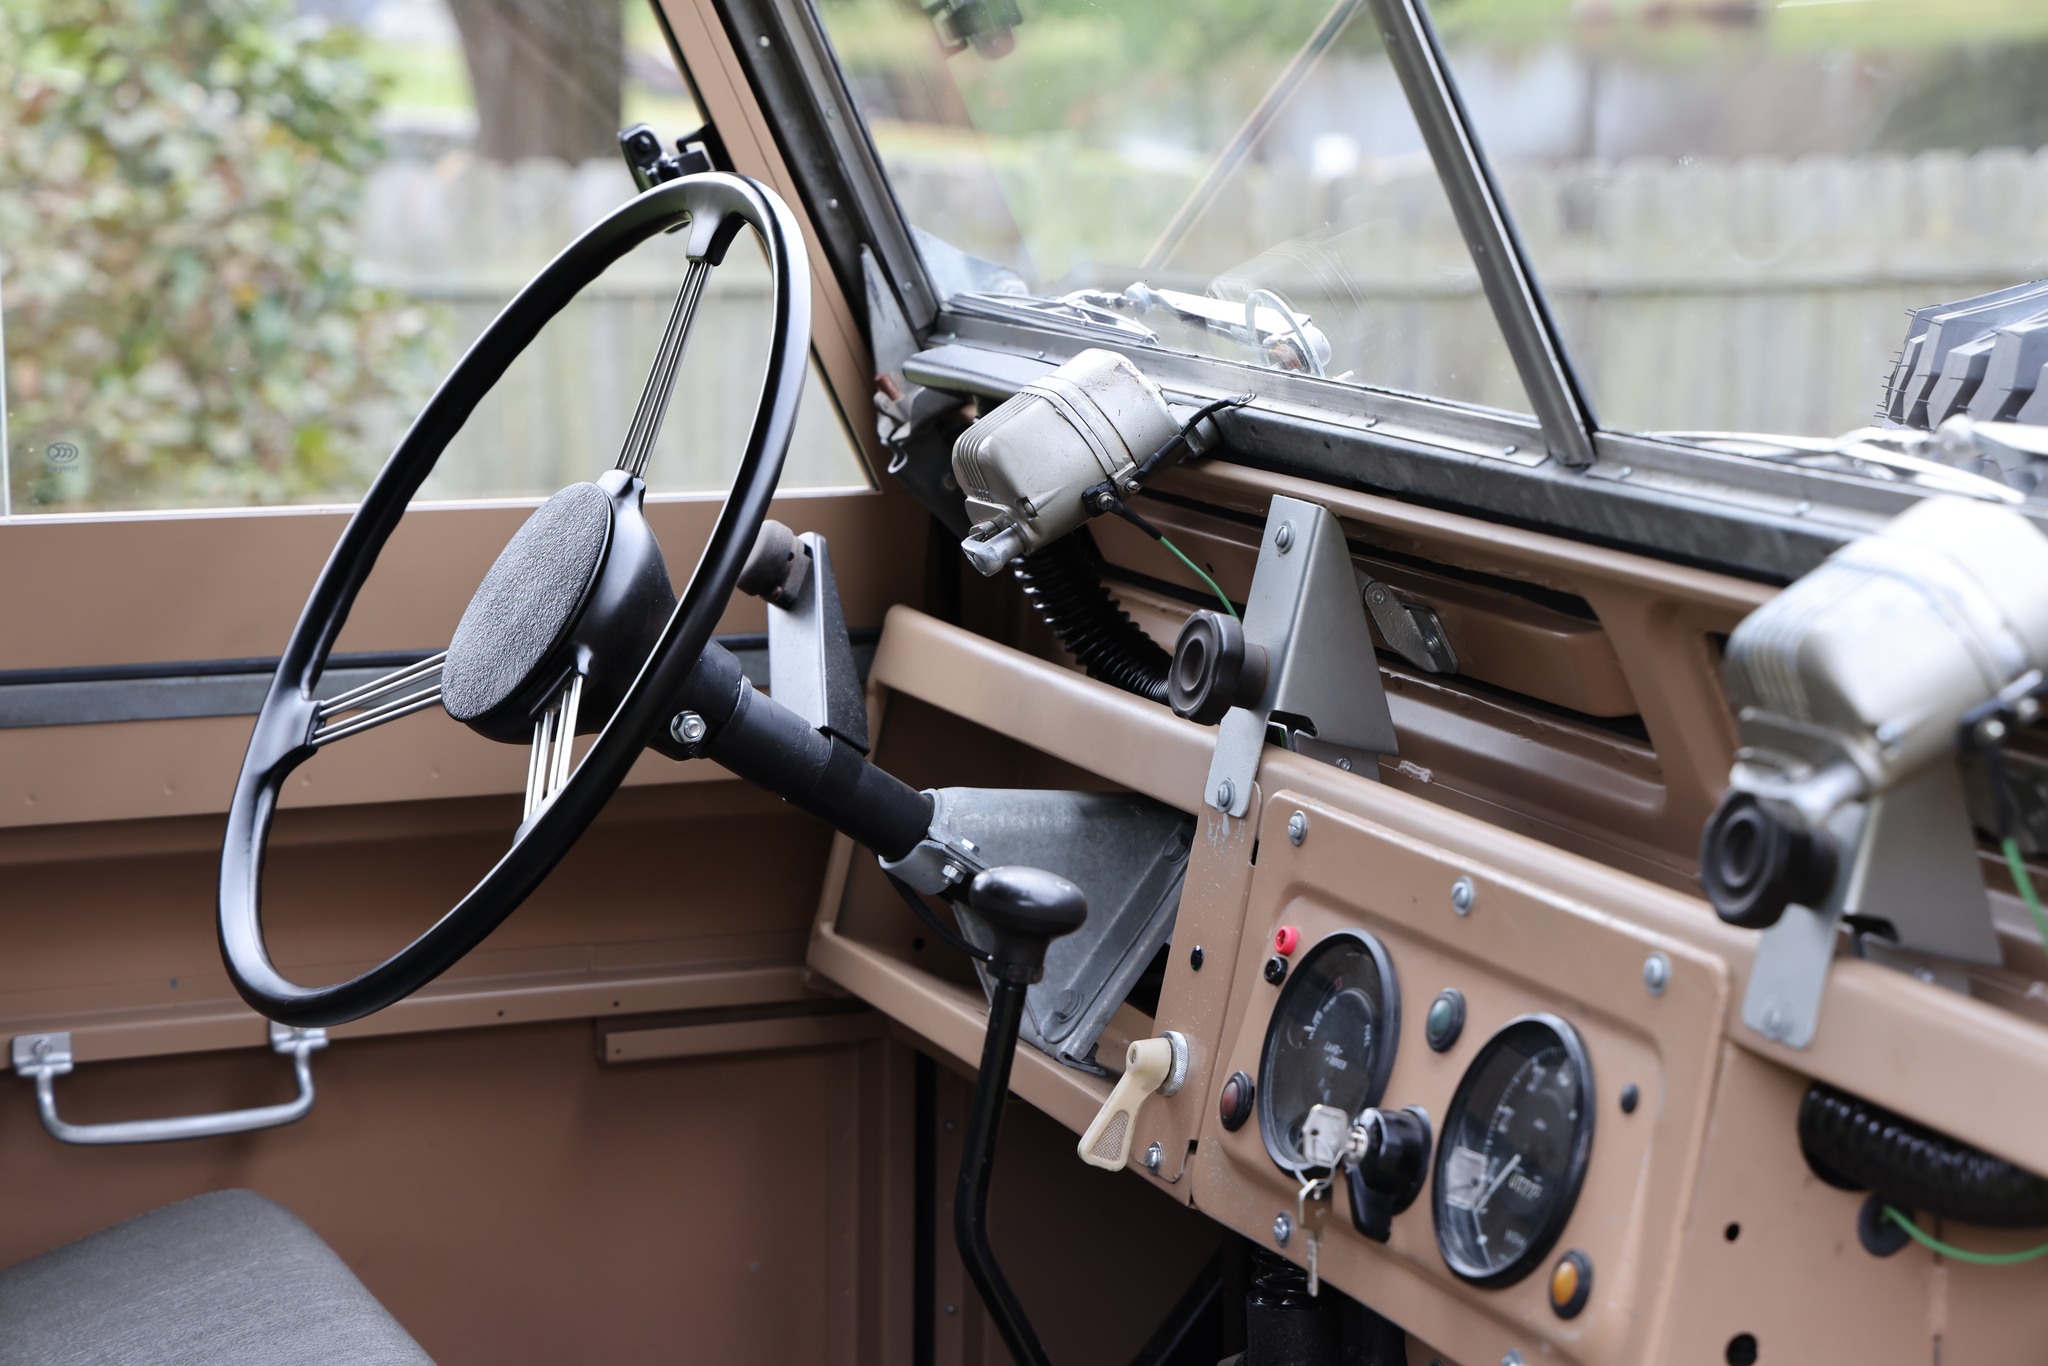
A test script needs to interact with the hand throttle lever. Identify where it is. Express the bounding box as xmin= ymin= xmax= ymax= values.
xmin=956 ymin=866 xmax=1087 ymax=1366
